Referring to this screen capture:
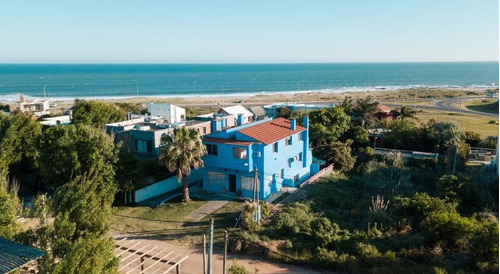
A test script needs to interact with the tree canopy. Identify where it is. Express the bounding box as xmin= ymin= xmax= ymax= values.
xmin=38 ymin=124 xmax=119 ymax=191
xmin=72 ymin=99 xmax=125 ymax=127
xmin=309 ymin=107 xmax=351 ymax=145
